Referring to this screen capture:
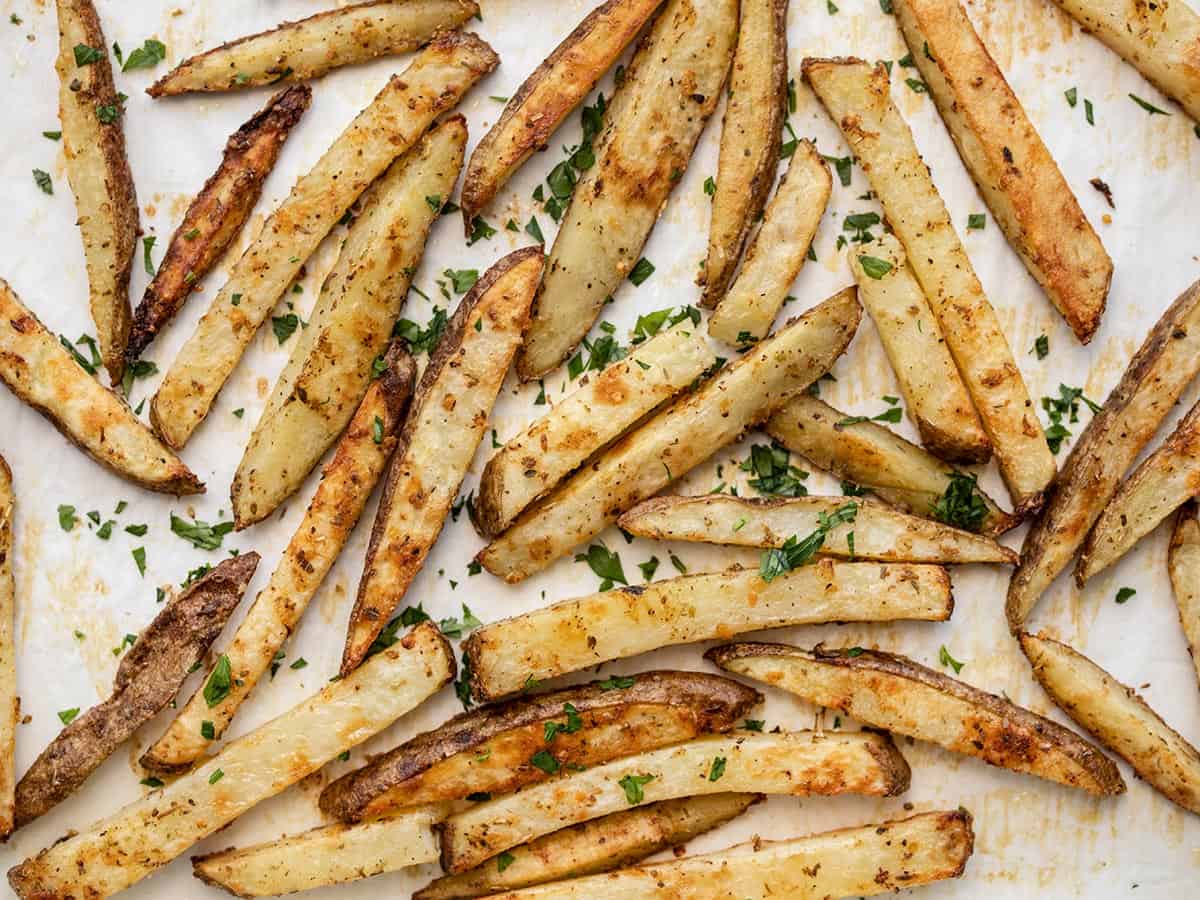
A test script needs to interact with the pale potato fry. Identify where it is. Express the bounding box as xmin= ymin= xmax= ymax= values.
xmin=460 ymin=0 xmax=666 ymax=224
xmin=618 ymin=495 xmax=1016 ymax=564
xmin=343 ymin=248 xmax=543 ymax=673
xmin=417 ymin=794 xmax=760 ymax=899
xmin=55 ymin=0 xmax=138 ymax=382
xmin=437 ymin=730 xmax=910 ymax=873
xmin=148 ymin=0 xmax=480 ymax=96
xmin=515 ymin=0 xmax=738 ymax=379
xmin=465 ymin=561 xmax=951 ymax=701
xmin=1007 ymin=278 xmax=1200 ymax=630
xmin=707 ymin=140 xmax=832 ymax=345
xmin=1021 ymin=631 xmax=1200 ymax=814
xmin=151 ymin=33 xmax=498 ymax=449
xmin=231 ymin=118 xmax=465 ymax=528
xmin=0 ymin=459 xmax=14 ymax=839
xmin=894 ymin=0 xmax=1112 ymax=343
xmin=475 ymin=324 xmax=715 ymax=537
xmin=699 ymin=0 xmax=789 ymax=306
xmin=766 ymin=394 xmax=1017 ymax=535
xmin=480 ymin=287 xmax=862 ymax=582
xmin=708 ymin=642 xmax=1125 ymax=797
xmin=476 ymin=810 xmax=973 ymax=899
xmin=1169 ymin=500 xmax=1200 ymax=689
xmin=0 ymin=279 xmax=202 ymax=494
xmin=804 ymin=57 xmax=1054 ymax=514
xmin=1048 ymin=0 xmax=1200 ymax=120
xmin=141 ymin=345 xmax=415 ymax=774
xmin=7 ymin=621 xmax=454 ymax=900
xmin=848 ymin=234 xmax=989 ymax=461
